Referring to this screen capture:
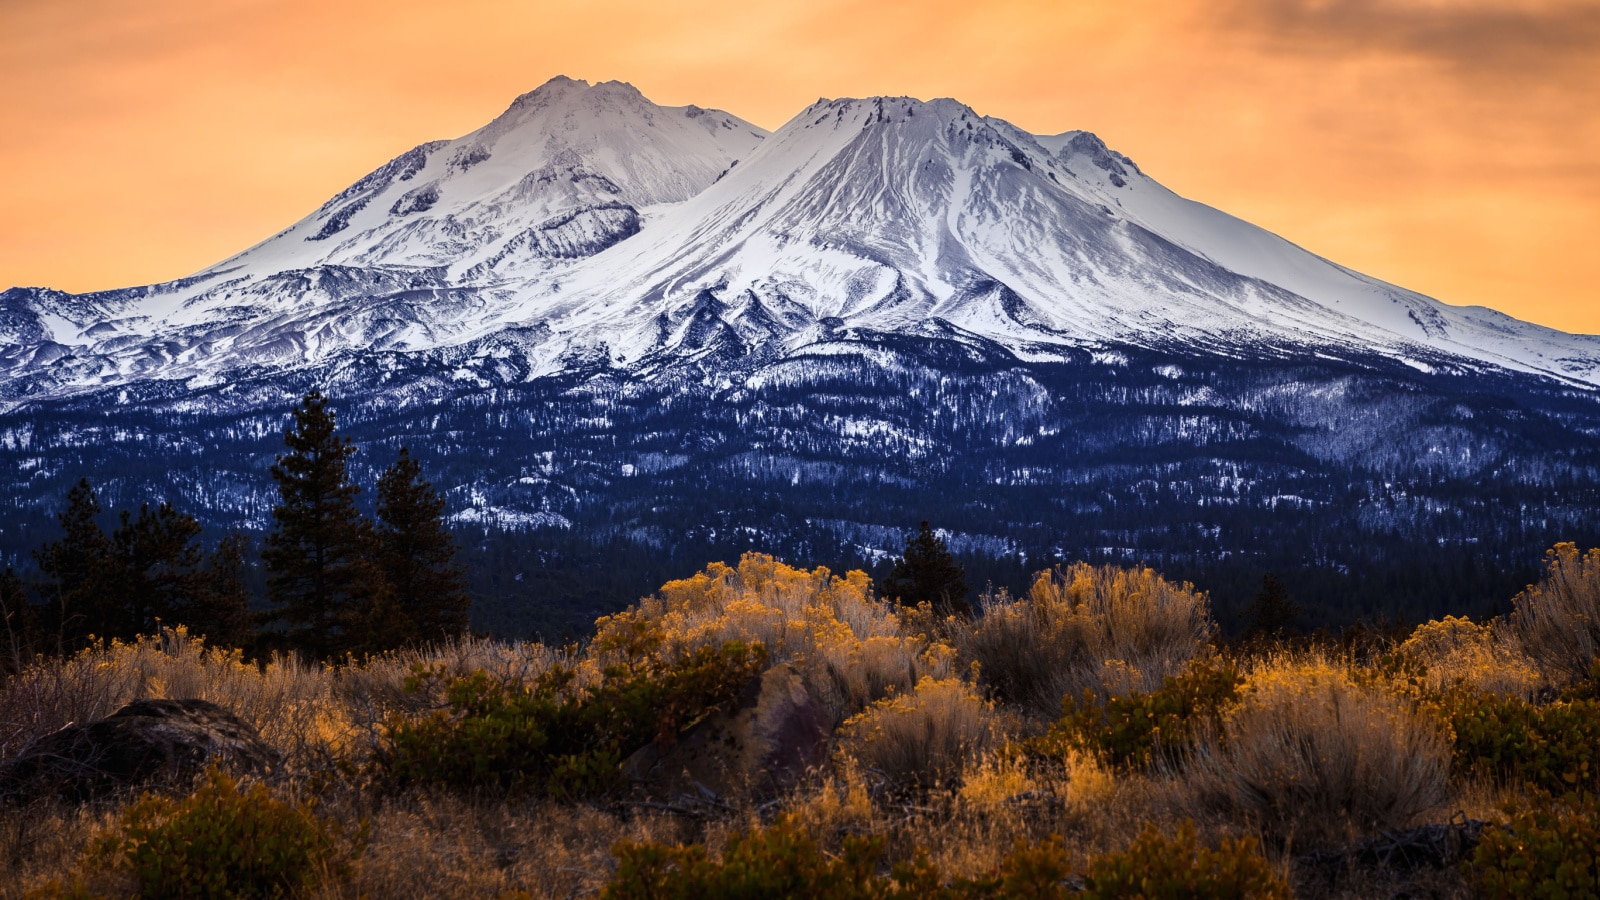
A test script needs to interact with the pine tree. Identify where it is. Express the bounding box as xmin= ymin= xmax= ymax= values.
xmin=376 ymin=448 xmax=471 ymax=645
xmin=33 ymin=478 xmax=115 ymax=648
xmin=881 ymin=521 xmax=971 ymax=616
xmin=187 ymin=532 xmax=256 ymax=650
xmin=1244 ymin=572 xmax=1299 ymax=638
xmin=261 ymin=391 xmax=385 ymax=659
xmin=1 ymin=566 xmax=37 ymax=673
xmin=108 ymin=501 xmax=206 ymax=638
